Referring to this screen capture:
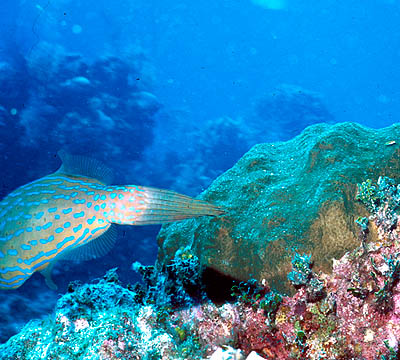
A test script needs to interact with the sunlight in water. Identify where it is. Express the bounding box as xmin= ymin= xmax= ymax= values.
xmin=251 ymin=0 xmax=287 ymax=10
